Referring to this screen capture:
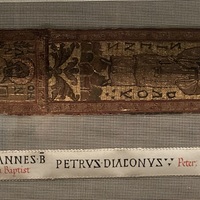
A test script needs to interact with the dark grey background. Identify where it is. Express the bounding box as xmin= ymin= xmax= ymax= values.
xmin=0 ymin=1 xmax=200 ymax=29
xmin=0 ymin=1 xmax=200 ymax=199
